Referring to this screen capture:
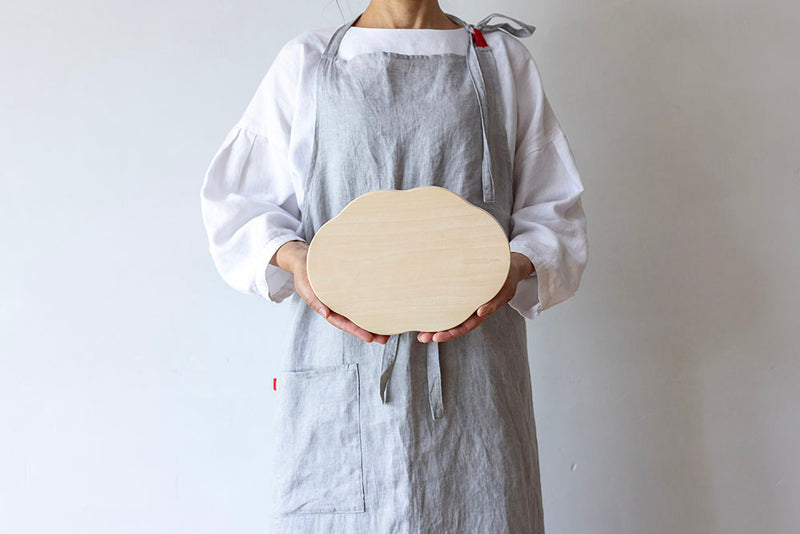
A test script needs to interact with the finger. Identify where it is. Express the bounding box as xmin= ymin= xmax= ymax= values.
xmin=327 ymin=313 xmax=388 ymax=344
xmin=293 ymin=268 xmax=386 ymax=343
xmin=295 ymin=275 xmax=330 ymax=318
xmin=476 ymin=284 xmax=515 ymax=317
xmin=432 ymin=312 xmax=489 ymax=342
xmin=417 ymin=331 xmax=434 ymax=343
xmin=325 ymin=310 xmax=374 ymax=343
xmin=441 ymin=314 xmax=486 ymax=341
xmin=476 ymin=295 xmax=504 ymax=318
xmin=307 ymin=296 xmax=330 ymax=319
xmin=420 ymin=308 xmax=487 ymax=343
